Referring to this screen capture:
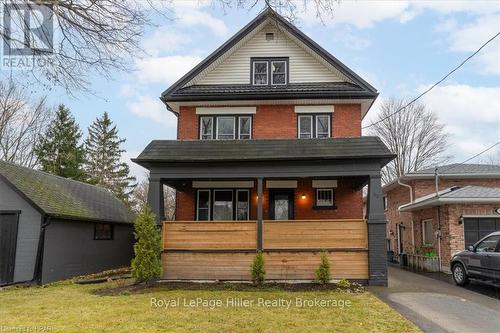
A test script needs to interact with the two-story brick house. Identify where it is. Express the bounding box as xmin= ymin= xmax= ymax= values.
xmin=134 ymin=8 xmax=395 ymax=285
xmin=384 ymin=164 xmax=500 ymax=272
